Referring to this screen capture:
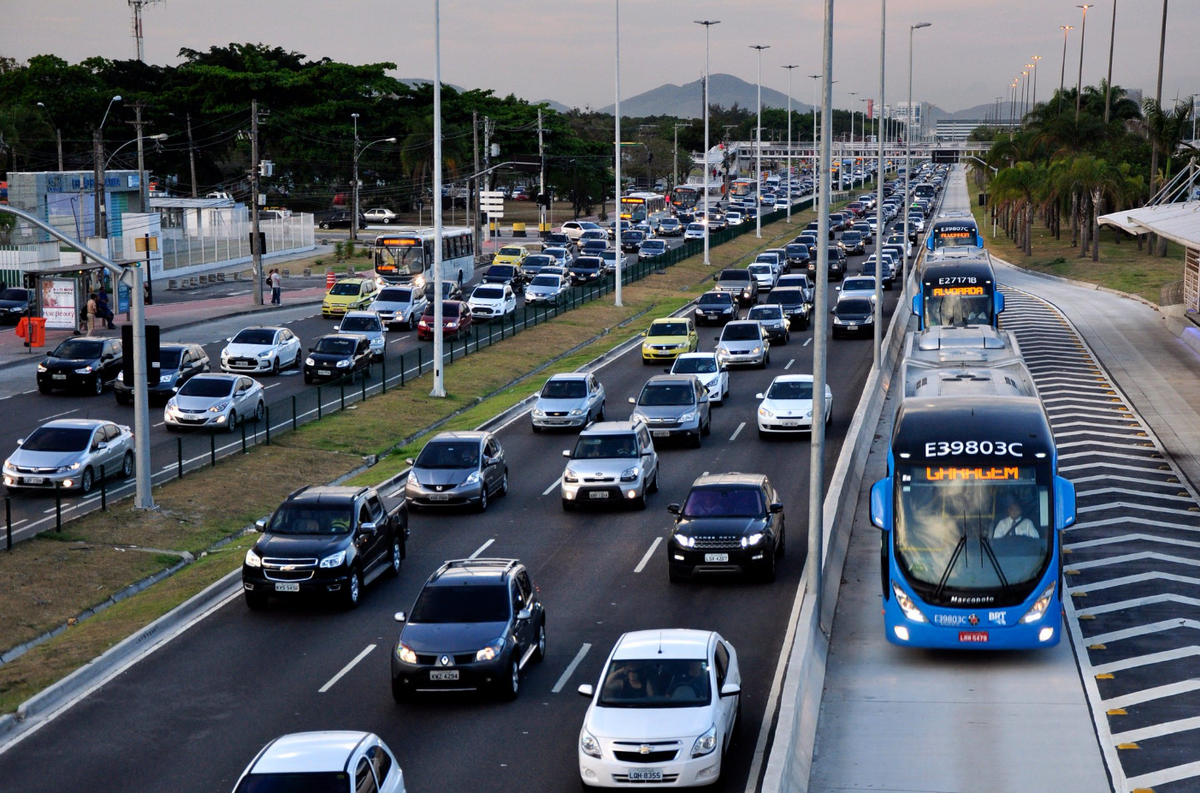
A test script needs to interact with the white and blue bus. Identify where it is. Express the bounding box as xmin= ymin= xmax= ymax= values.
xmin=373 ymin=227 xmax=475 ymax=290
xmin=926 ymin=216 xmax=984 ymax=252
xmin=913 ymin=257 xmax=1004 ymax=331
